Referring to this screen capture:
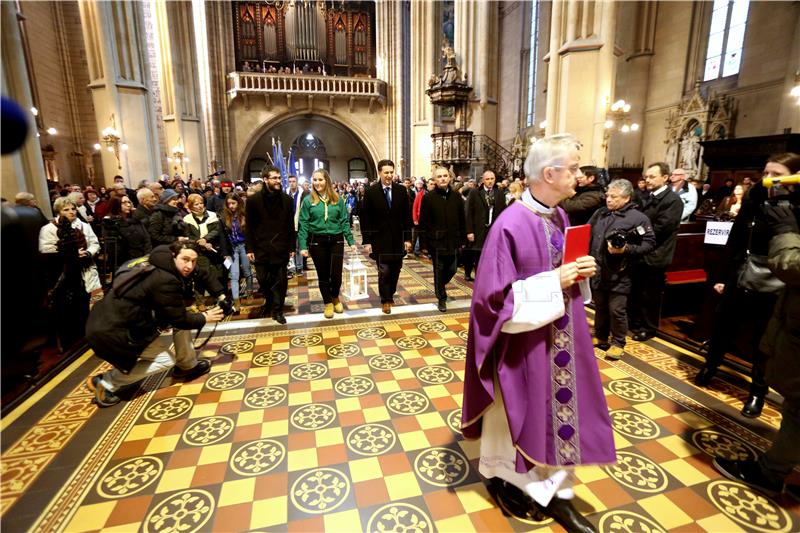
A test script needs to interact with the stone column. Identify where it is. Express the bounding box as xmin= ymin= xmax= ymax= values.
xmin=545 ymin=0 xmax=618 ymax=166
xmin=153 ymin=0 xmax=206 ymax=181
xmin=1 ymin=1 xmax=50 ymax=213
xmin=410 ymin=0 xmax=438 ymax=177
xmin=78 ymin=0 xmax=161 ymax=187
xmin=201 ymin=1 xmax=235 ymax=178
xmin=455 ymin=0 xmax=499 ymax=140
xmin=608 ymin=1 xmax=655 ymax=167
xmin=376 ymin=1 xmax=410 ymax=176
xmin=776 ymin=20 xmax=800 ymax=134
